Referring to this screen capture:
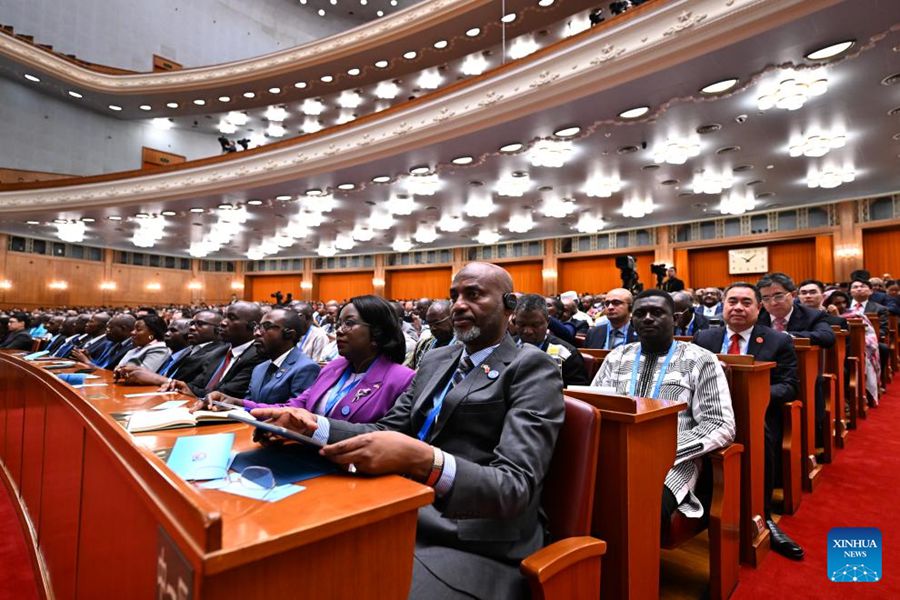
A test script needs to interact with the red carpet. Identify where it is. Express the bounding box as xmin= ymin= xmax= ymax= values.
xmin=732 ymin=384 xmax=900 ymax=599
xmin=0 ymin=480 xmax=40 ymax=600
